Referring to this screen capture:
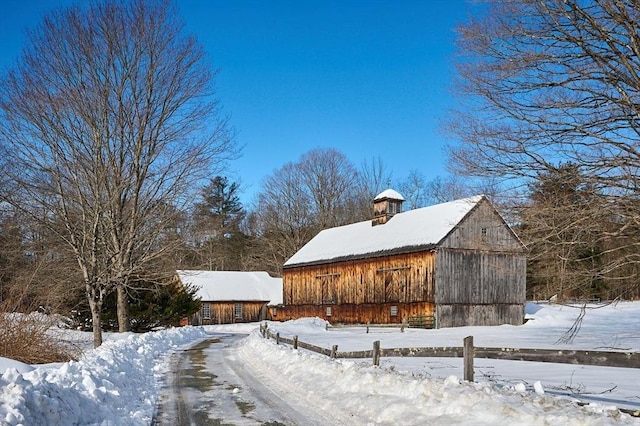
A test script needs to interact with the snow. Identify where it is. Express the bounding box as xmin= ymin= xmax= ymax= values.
xmin=177 ymin=270 xmax=283 ymax=304
xmin=1 ymin=302 xmax=639 ymax=425
xmin=284 ymin=195 xmax=485 ymax=266
xmin=374 ymin=189 xmax=405 ymax=201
